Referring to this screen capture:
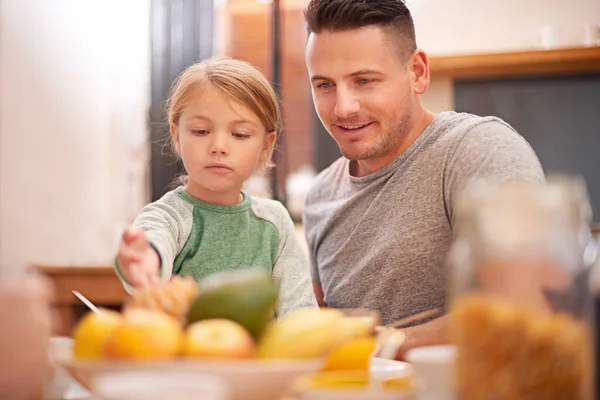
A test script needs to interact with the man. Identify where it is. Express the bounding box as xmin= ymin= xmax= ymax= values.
xmin=302 ymin=0 xmax=545 ymax=356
